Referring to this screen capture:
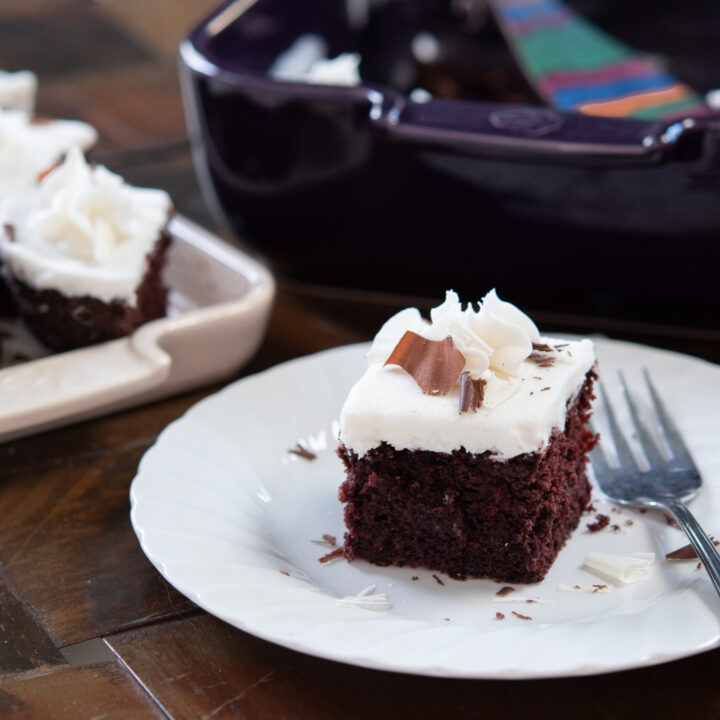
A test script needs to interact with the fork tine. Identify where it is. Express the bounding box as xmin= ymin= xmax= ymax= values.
xmin=597 ymin=381 xmax=640 ymax=470
xmin=617 ymin=371 xmax=664 ymax=467
xmin=589 ymin=419 xmax=612 ymax=472
xmin=642 ymin=369 xmax=695 ymax=465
